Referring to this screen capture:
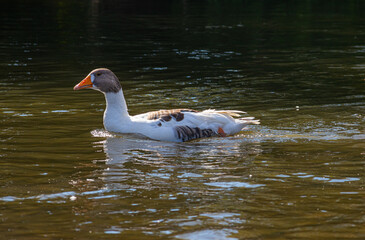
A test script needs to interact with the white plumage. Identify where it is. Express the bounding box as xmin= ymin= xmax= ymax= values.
xmin=74 ymin=68 xmax=259 ymax=142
